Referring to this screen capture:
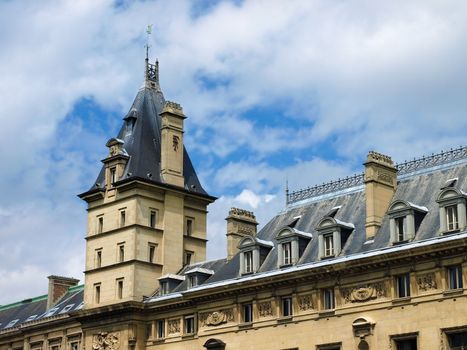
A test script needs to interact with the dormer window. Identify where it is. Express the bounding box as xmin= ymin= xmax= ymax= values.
xmin=158 ymin=274 xmax=185 ymax=295
xmin=436 ymin=187 xmax=466 ymax=234
xmin=275 ymin=227 xmax=312 ymax=267
xmin=160 ymin=281 xmax=169 ymax=296
xmin=238 ymin=237 xmax=274 ymax=274
xmin=387 ymin=200 xmax=428 ymax=244
xmin=244 ymin=250 xmax=254 ymax=274
xmin=184 ymin=267 xmax=214 ymax=289
xmin=323 ymin=234 xmax=334 ymax=257
xmin=446 ymin=205 xmax=459 ymax=231
xmin=316 ymin=217 xmax=354 ymax=259
xmin=282 ymin=242 xmax=292 ymax=265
